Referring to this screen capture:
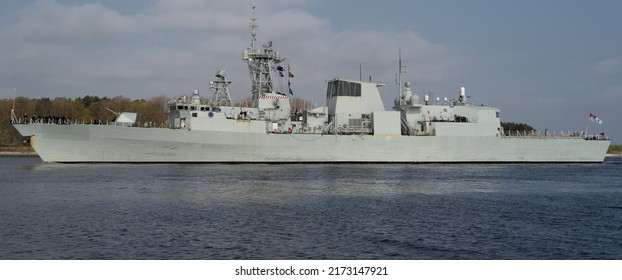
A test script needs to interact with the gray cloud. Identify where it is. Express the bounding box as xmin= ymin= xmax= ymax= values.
xmin=11 ymin=1 xmax=143 ymax=44
xmin=594 ymin=57 xmax=622 ymax=75
xmin=1 ymin=0 xmax=460 ymax=102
